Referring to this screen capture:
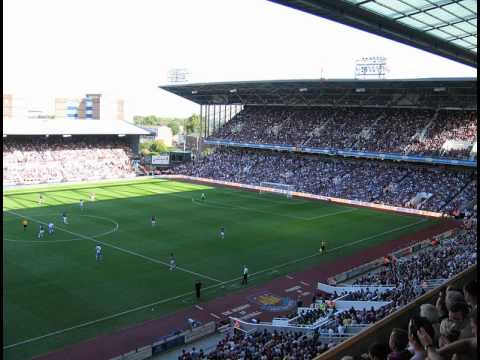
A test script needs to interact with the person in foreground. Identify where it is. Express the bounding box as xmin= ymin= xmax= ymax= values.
xmin=417 ymin=307 xmax=477 ymax=360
